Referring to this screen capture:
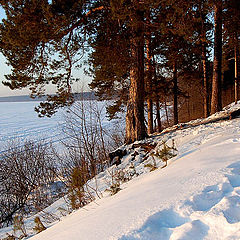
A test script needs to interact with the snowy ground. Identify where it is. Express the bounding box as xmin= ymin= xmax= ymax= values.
xmin=2 ymin=102 xmax=240 ymax=239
